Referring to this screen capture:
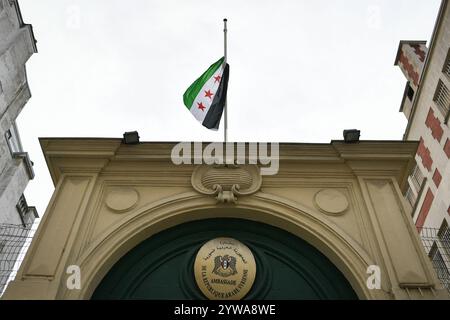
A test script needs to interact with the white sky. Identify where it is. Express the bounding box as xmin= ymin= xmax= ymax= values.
xmin=17 ymin=0 xmax=442 ymax=218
